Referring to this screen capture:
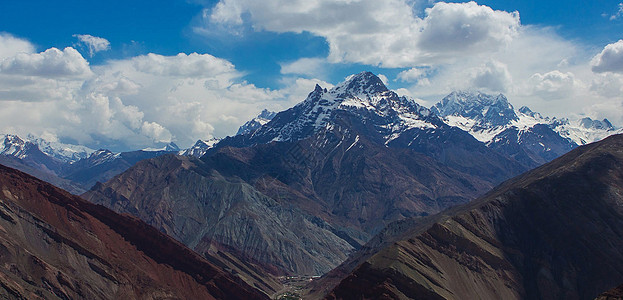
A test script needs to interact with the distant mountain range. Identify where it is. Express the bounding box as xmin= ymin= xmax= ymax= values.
xmin=81 ymin=72 xmax=622 ymax=279
xmin=0 ymin=134 xmax=222 ymax=194
xmin=2 ymin=72 xmax=618 ymax=196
